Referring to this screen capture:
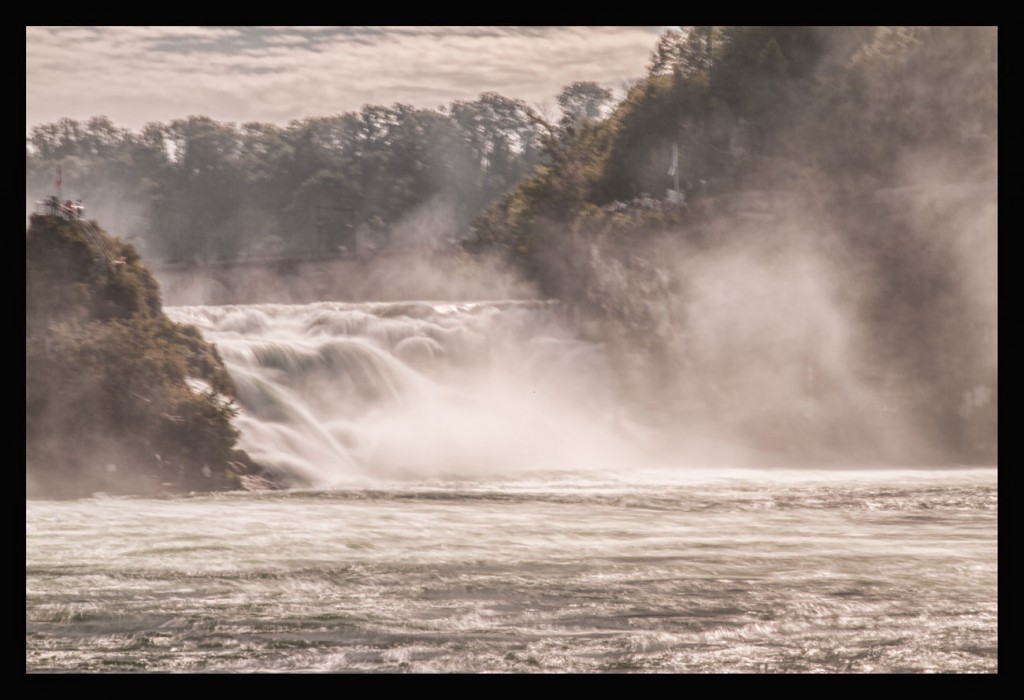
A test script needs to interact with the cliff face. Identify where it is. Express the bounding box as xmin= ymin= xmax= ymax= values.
xmin=26 ymin=214 xmax=274 ymax=498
